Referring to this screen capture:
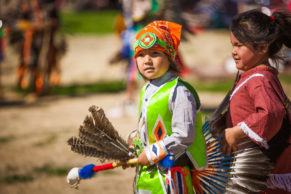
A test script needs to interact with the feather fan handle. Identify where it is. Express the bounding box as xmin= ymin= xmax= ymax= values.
xmin=89 ymin=158 xmax=138 ymax=173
